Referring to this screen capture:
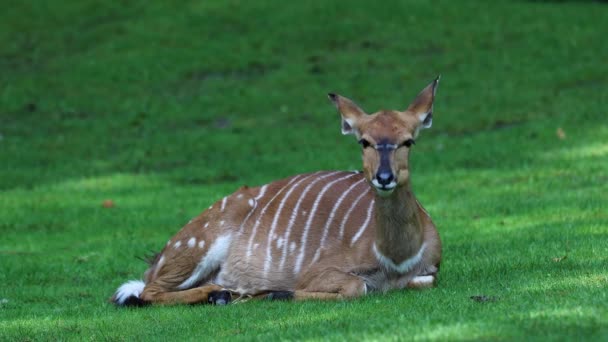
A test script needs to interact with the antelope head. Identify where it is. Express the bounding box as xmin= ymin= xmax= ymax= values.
xmin=329 ymin=77 xmax=439 ymax=197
